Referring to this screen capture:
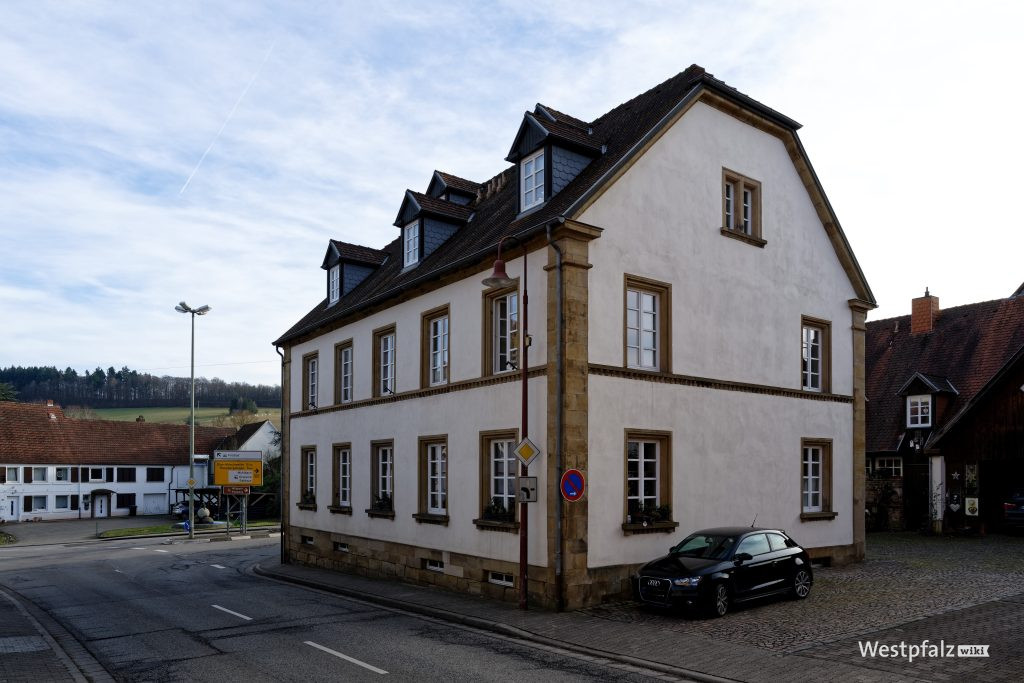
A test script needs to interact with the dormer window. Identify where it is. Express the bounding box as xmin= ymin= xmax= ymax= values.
xmin=328 ymin=265 xmax=340 ymax=305
xmin=907 ymin=395 xmax=932 ymax=427
xmin=404 ymin=220 xmax=420 ymax=267
xmin=521 ymin=149 xmax=545 ymax=210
